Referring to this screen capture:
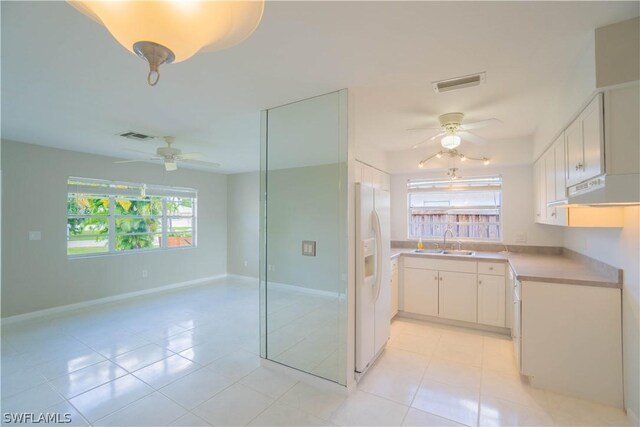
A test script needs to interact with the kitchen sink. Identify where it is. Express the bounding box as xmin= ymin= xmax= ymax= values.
xmin=441 ymin=250 xmax=475 ymax=256
xmin=412 ymin=249 xmax=475 ymax=256
xmin=413 ymin=249 xmax=443 ymax=254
